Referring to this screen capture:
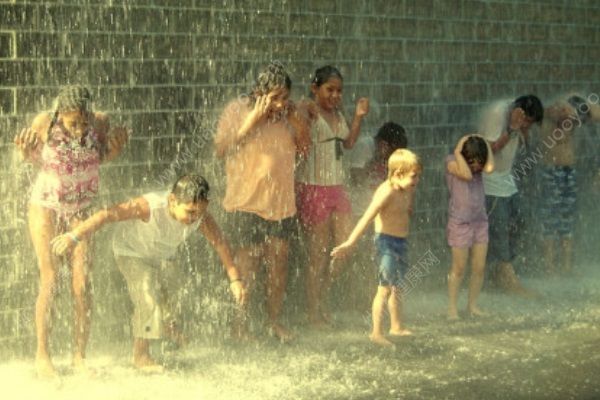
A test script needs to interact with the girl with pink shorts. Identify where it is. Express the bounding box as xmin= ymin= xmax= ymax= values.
xmin=296 ymin=65 xmax=369 ymax=327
